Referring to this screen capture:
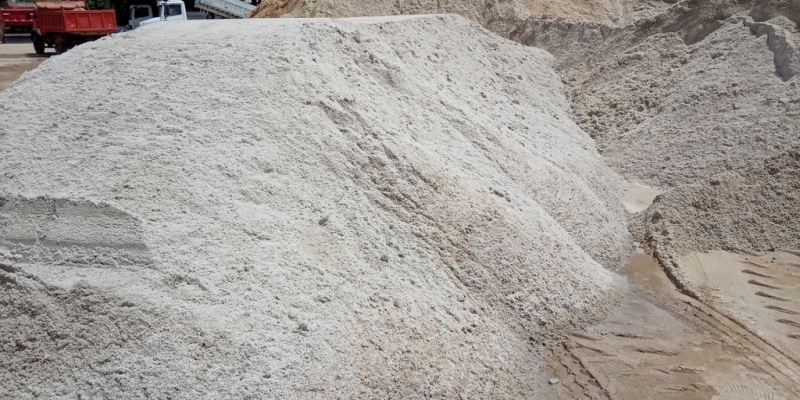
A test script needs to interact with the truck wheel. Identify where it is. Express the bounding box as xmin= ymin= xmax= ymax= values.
xmin=55 ymin=40 xmax=65 ymax=55
xmin=33 ymin=35 xmax=45 ymax=55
